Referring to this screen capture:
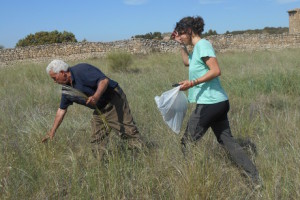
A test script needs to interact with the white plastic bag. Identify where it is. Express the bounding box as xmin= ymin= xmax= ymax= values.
xmin=154 ymin=86 xmax=188 ymax=134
